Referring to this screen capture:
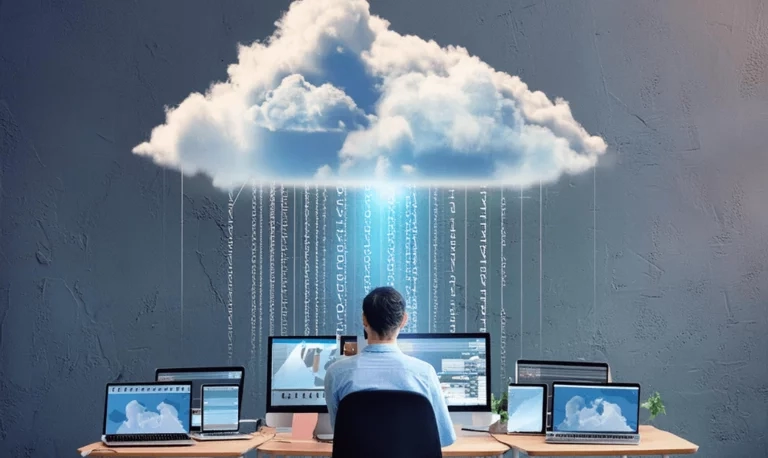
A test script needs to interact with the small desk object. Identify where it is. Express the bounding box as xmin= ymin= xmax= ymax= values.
xmin=257 ymin=432 xmax=510 ymax=457
xmin=77 ymin=432 xmax=273 ymax=457
xmin=493 ymin=425 xmax=699 ymax=457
